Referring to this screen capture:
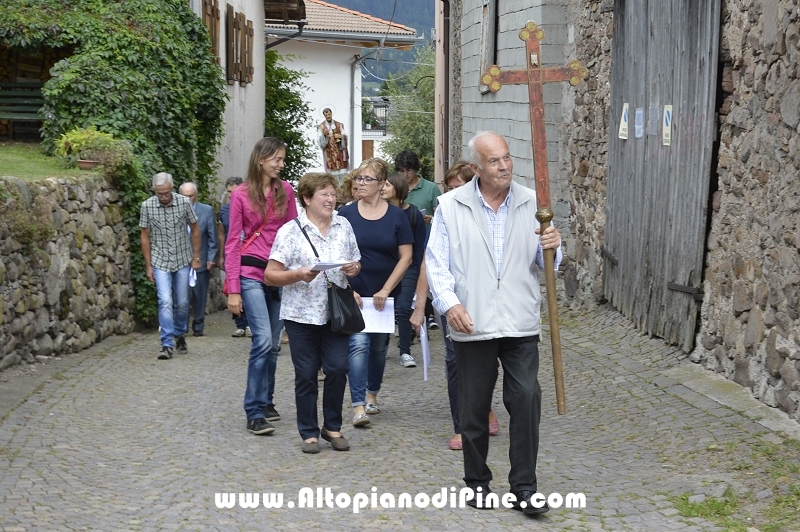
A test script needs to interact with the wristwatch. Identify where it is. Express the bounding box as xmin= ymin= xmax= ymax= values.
xmin=192 ymin=257 xmax=201 ymax=263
